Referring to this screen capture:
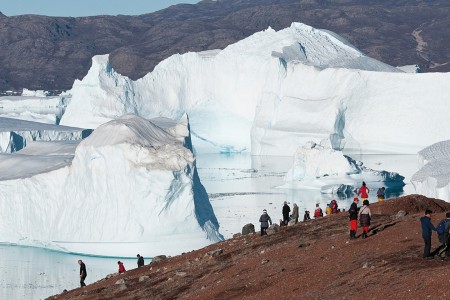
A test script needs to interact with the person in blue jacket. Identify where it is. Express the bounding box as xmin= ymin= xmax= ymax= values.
xmin=420 ymin=209 xmax=436 ymax=259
